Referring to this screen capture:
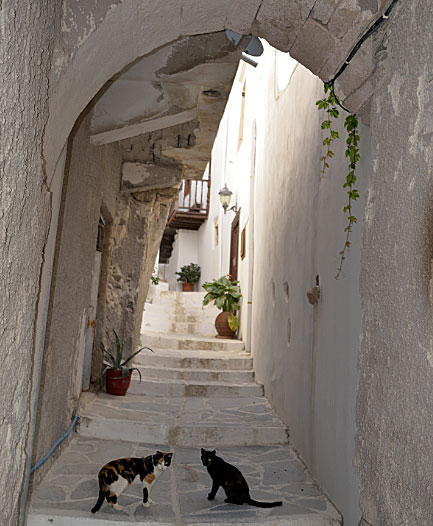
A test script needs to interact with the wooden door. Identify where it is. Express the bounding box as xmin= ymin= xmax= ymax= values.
xmin=229 ymin=211 xmax=240 ymax=281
